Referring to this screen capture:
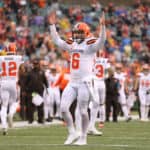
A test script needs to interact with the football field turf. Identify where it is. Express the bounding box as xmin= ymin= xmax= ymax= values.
xmin=0 ymin=121 xmax=150 ymax=150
